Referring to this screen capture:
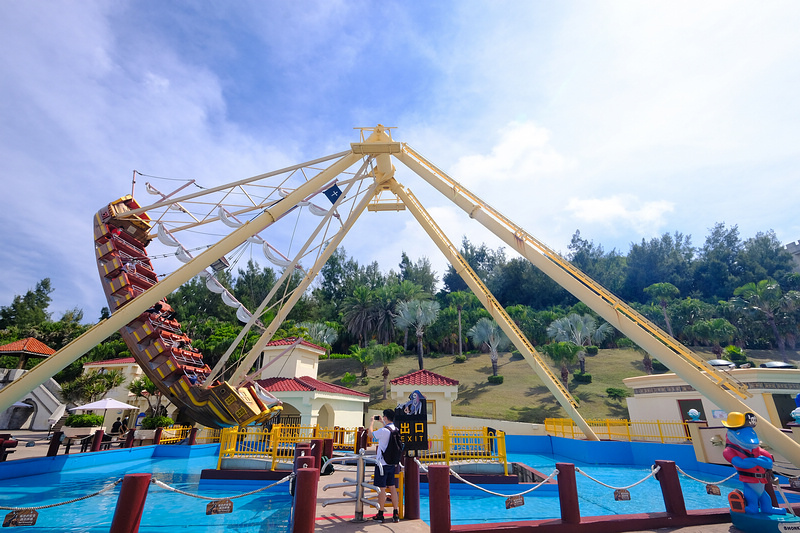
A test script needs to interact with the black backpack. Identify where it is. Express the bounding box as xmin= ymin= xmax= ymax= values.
xmin=382 ymin=425 xmax=404 ymax=465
